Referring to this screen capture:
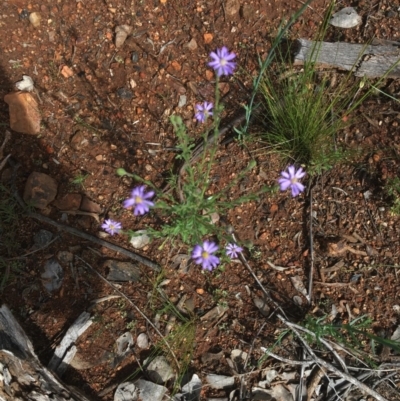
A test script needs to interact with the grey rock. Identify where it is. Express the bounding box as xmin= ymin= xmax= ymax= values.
xmin=41 ymin=258 xmax=63 ymax=292
xmin=135 ymin=379 xmax=168 ymax=401
xmin=330 ymin=7 xmax=361 ymax=28
xmin=104 ymin=260 xmax=141 ymax=282
xmin=131 ymin=51 xmax=139 ymax=63
xmin=181 ymin=374 xmax=202 ymax=401
xmin=114 ymin=382 xmax=138 ymax=401
xmin=205 ymin=374 xmax=234 ymax=390
xmin=130 ymin=230 xmax=150 ymax=249
xmin=178 ymin=95 xmax=187 ymax=107
xmin=116 ymin=332 xmax=134 ymax=356
xmin=145 ymin=355 xmax=175 ymax=383
xmin=117 ymin=88 xmax=133 ymax=99
xmin=34 ymin=229 xmax=53 ymax=248
xmin=136 ymin=333 xmax=149 ymax=349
